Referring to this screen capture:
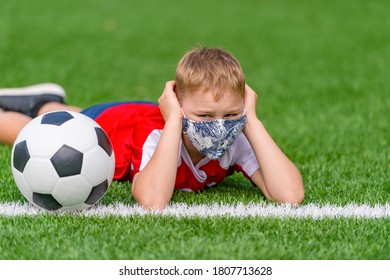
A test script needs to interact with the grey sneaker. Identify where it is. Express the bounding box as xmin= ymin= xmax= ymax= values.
xmin=0 ymin=83 xmax=66 ymax=117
